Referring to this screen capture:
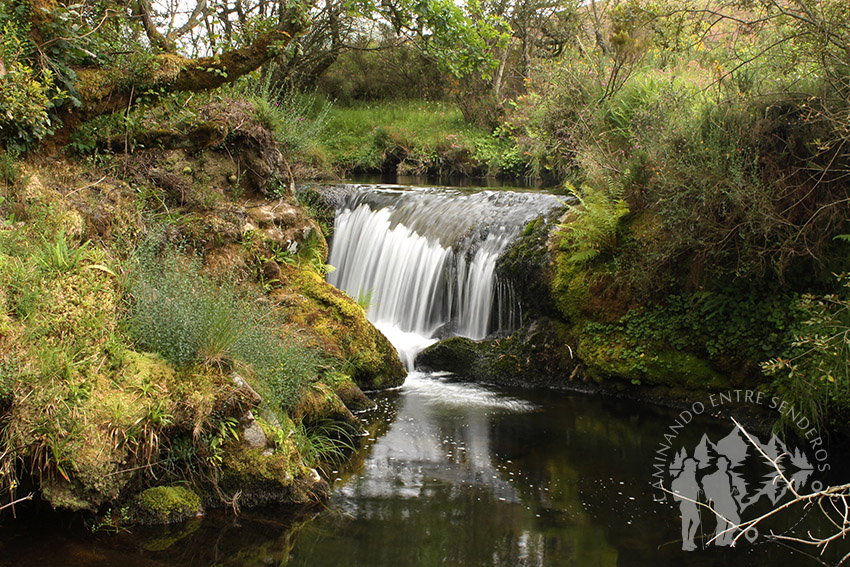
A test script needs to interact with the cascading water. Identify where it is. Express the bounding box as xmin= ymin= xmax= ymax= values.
xmin=327 ymin=185 xmax=562 ymax=368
